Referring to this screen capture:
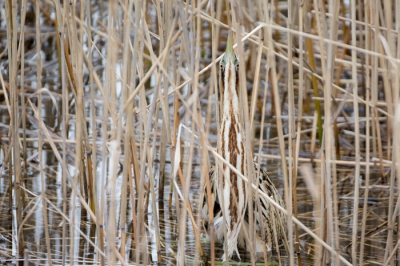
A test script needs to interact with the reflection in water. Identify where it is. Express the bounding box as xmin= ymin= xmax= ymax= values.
xmin=0 ymin=137 xmax=390 ymax=265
